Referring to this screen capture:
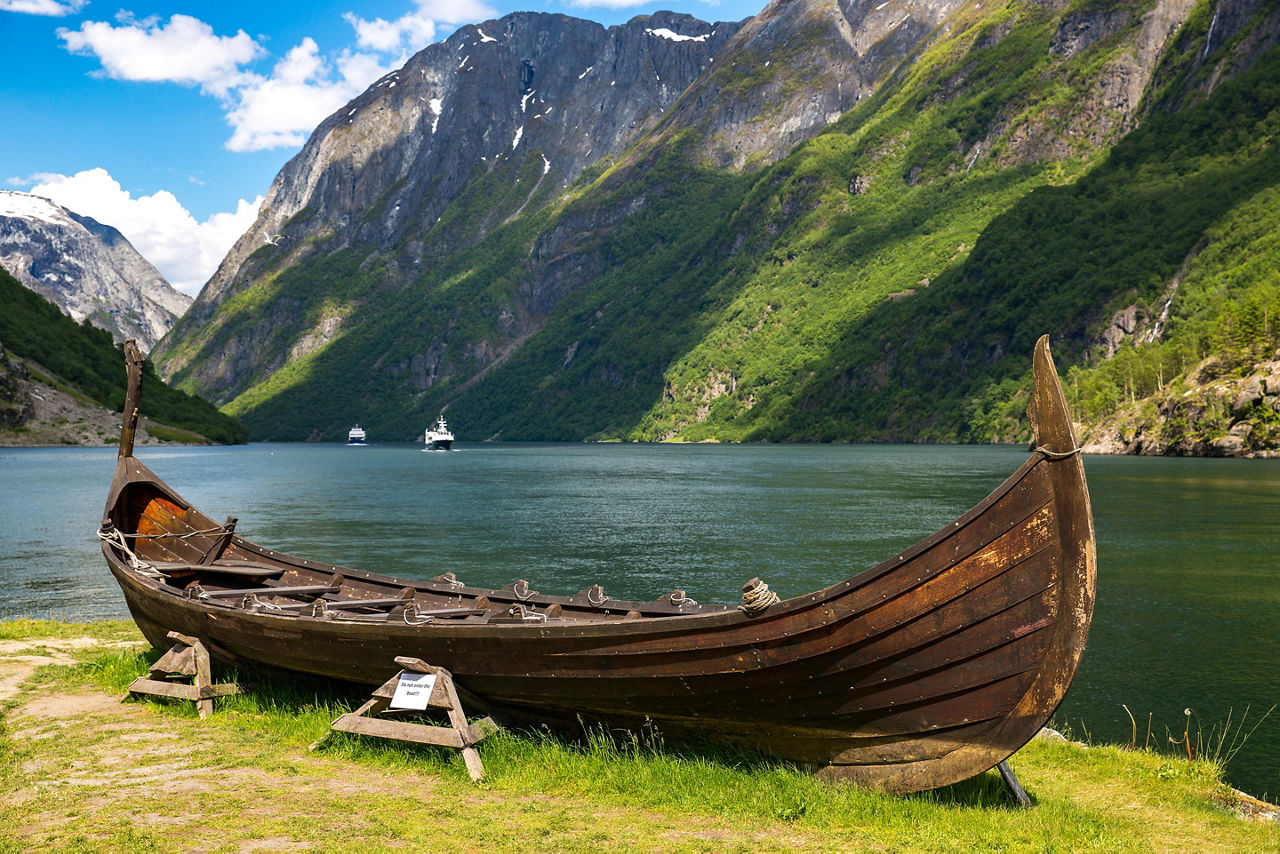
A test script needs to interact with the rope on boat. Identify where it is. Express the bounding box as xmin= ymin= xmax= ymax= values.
xmin=402 ymin=603 xmax=435 ymax=626
xmin=1034 ymin=445 xmax=1083 ymax=460
xmin=738 ymin=578 xmax=780 ymax=617
xmin=113 ymin=524 xmax=233 ymax=540
xmin=96 ymin=525 xmax=164 ymax=578
xmin=238 ymin=593 xmax=287 ymax=613
xmin=507 ymin=604 xmax=547 ymax=623
xmin=668 ymin=590 xmax=697 ymax=608
xmin=432 ymin=572 xmax=464 ymax=588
